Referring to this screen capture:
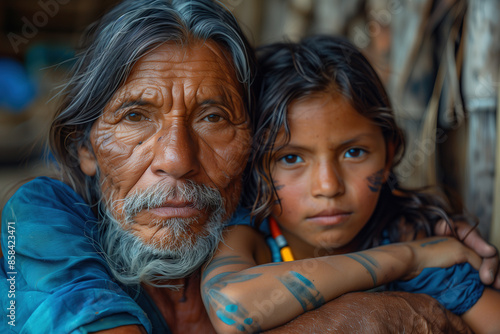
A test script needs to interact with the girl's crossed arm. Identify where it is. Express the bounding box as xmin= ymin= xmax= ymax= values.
xmin=201 ymin=225 xmax=481 ymax=334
